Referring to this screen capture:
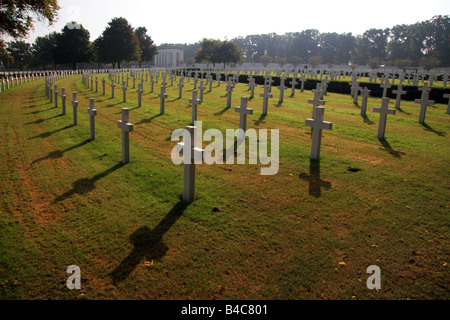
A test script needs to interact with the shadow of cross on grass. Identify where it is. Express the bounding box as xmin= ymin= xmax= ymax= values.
xmin=53 ymin=162 xmax=122 ymax=203
xmin=28 ymin=125 xmax=74 ymax=140
xmin=378 ymin=138 xmax=406 ymax=158
xmin=299 ymin=159 xmax=331 ymax=198
xmin=31 ymin=139 xmax=91 ymax=166
xmin=110 ymin=201 xmax=188 ymax=284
